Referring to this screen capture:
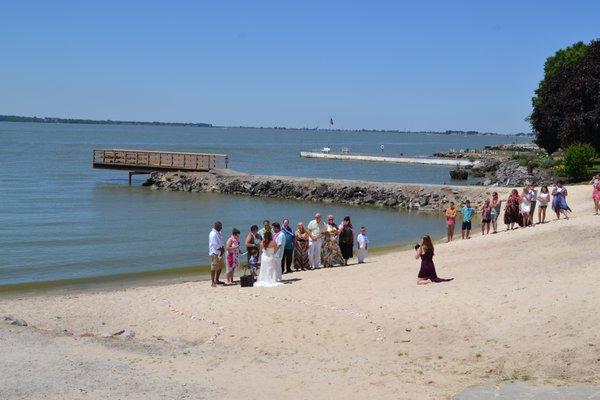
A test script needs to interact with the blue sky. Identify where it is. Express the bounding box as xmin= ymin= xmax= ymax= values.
xmin=1 ymin=1 xmax=599 ymax=133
